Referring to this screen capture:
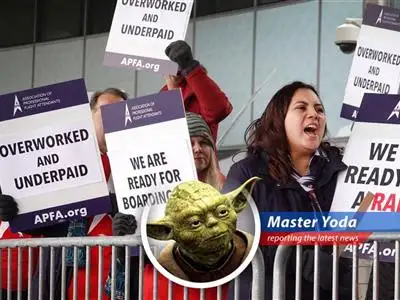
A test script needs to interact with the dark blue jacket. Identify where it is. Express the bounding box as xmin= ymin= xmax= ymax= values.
xmin=222 ymin=146 xmax=353 ymax=300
